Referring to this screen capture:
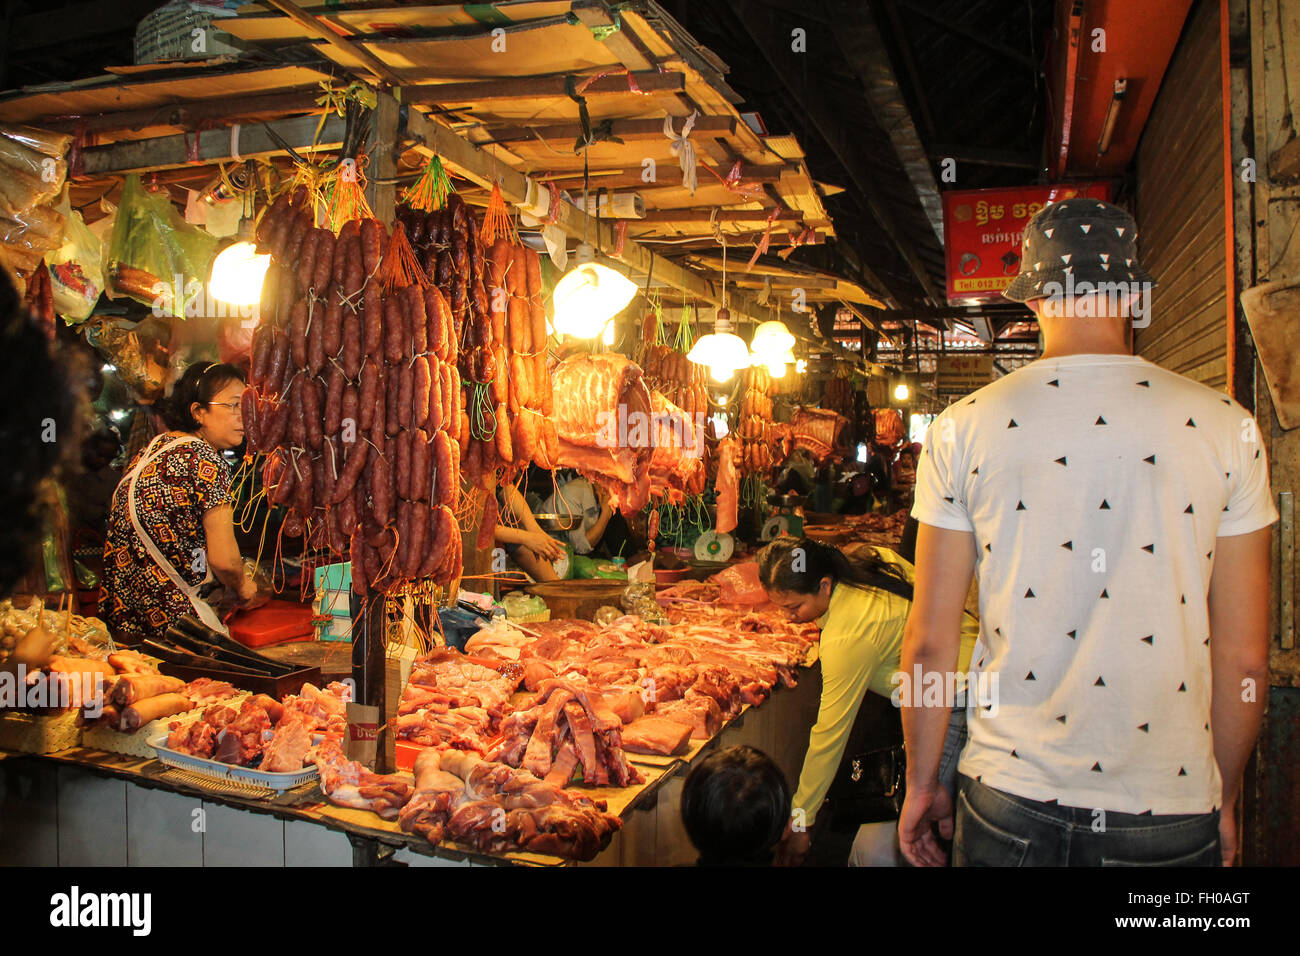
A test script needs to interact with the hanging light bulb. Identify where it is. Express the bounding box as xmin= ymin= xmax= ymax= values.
xmin=894 ymin=382 xmax=911 ymax=402
xmin=552 ymin=243 xmax=637 ymax=338
xmin=749 ymin=319 xmax=796 ymax=364
xmin=688 ymin=307 xmax=750 ymax=382
xmin=761 ymin=347 xmax=796 ymax=378
xmin=209 ymin=217 xmax=270 ymax=307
